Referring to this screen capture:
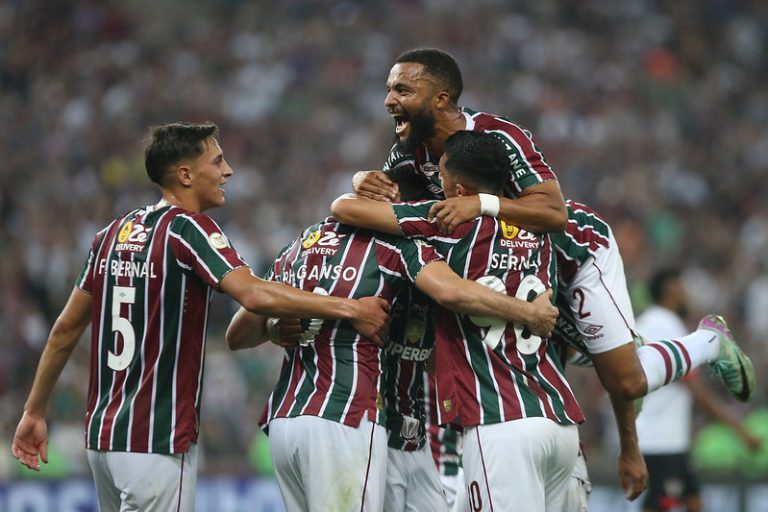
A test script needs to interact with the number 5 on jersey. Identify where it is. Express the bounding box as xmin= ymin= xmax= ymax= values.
xmin=108 ymin=285 xmax=136 ymax=371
